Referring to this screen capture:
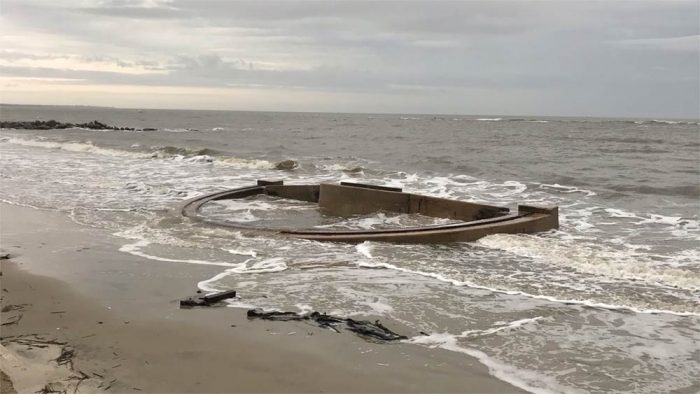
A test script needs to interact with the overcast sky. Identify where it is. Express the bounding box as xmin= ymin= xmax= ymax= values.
xmin=0 ymin=0 xmax=698 ymax=118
